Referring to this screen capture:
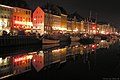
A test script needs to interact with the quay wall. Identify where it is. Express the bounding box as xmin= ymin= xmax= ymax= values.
xmin=0 ymin=36 xmax=42 ymax=47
